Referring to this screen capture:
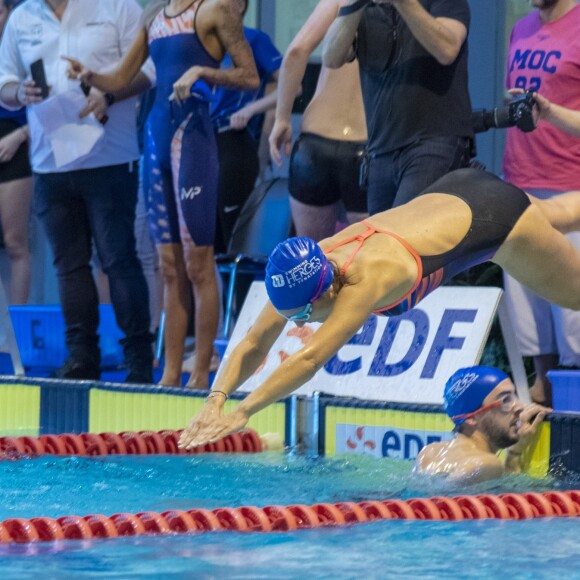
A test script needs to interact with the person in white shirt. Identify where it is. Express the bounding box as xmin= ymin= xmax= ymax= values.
xmin=0 ymin=0 xmax=155 ymax=382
